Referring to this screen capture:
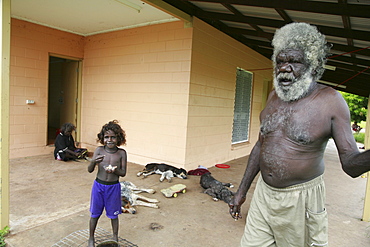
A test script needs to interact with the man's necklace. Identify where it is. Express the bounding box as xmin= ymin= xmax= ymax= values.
xmin=104 ymin=146 xmax=118 ymax=154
